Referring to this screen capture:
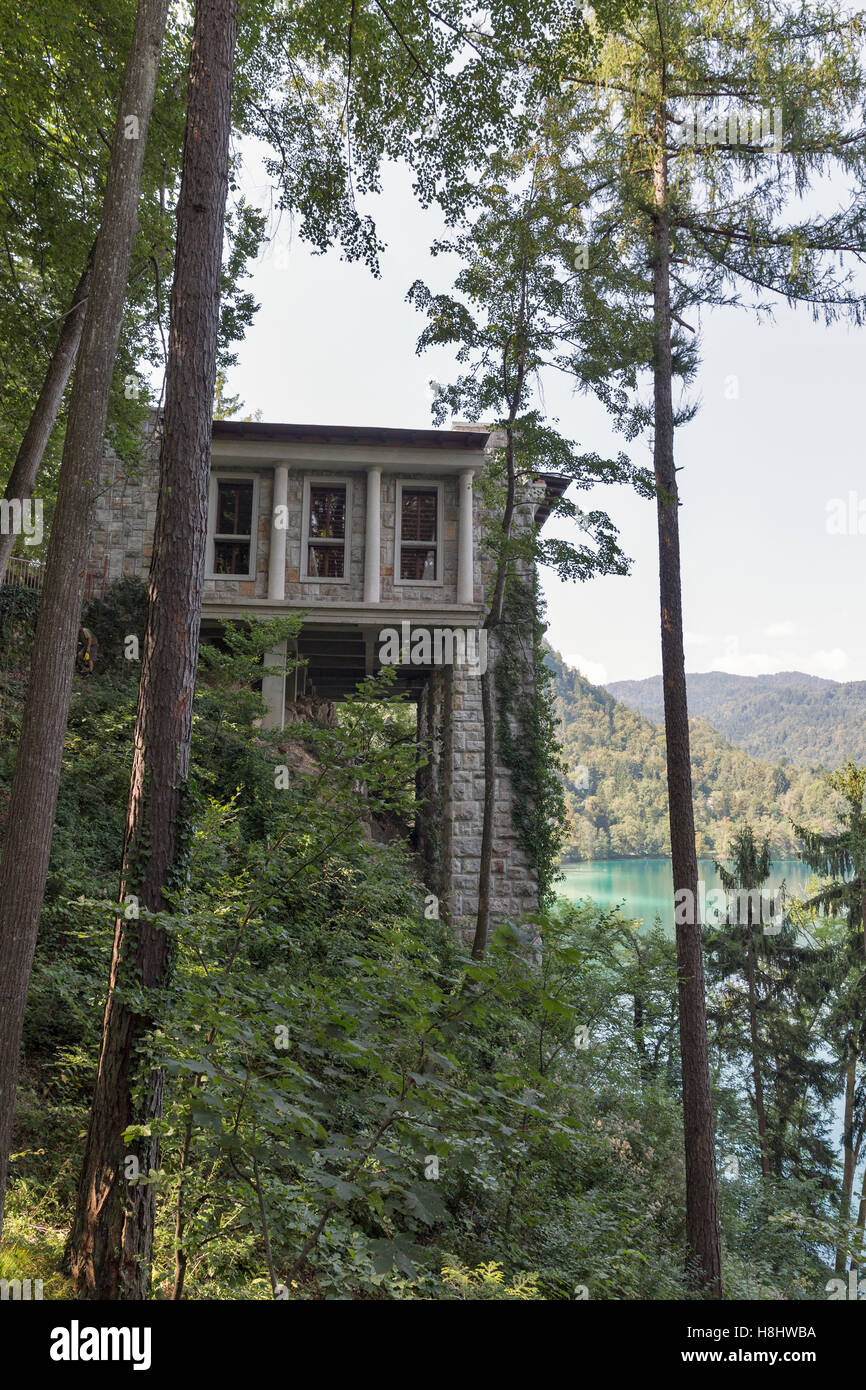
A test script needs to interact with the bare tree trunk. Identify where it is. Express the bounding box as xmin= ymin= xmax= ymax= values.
xmin=0 ymin=257 xmax=93 ymax=582
xmin=652 ymin=135 xmax=722 ymax=1298
xmin=170 ymin=1108 xmax=195 ymax=1300
xmin=0 ymin=0 xmax=169 ymax=1240
xmin=474 ymin=658 xmax=498 ymax=958
xmin=472 ymin=280 xmax=525 ymax=960
xmin=472 ymin=422 xmax=518 ymax=961
xmin=745 ymin=908 xmax=771 ymax=1180
xmin=836 ymin=1038 xmax=857 ymax=1275
xmin=854 ymin=1168 xmax=866 ymax=1269
xmin=69 ymin=0 xmax=238 ymax=1299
